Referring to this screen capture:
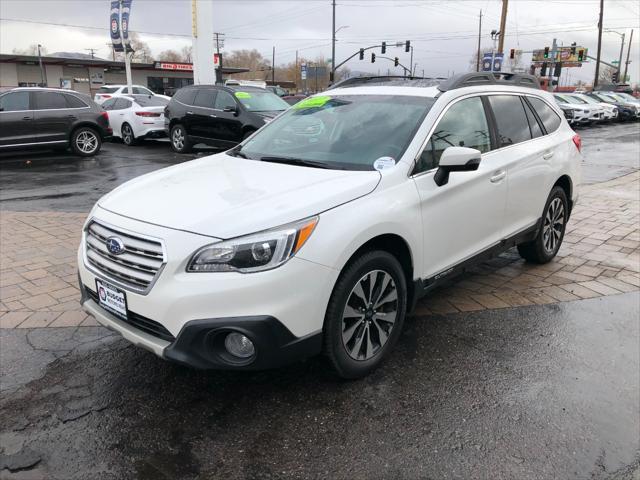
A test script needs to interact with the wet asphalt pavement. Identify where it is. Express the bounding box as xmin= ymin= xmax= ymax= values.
xmin=1 ymin=294 xmax=638 ymax=479
xmin=1 ymin=122 xmax=639 ymax=212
